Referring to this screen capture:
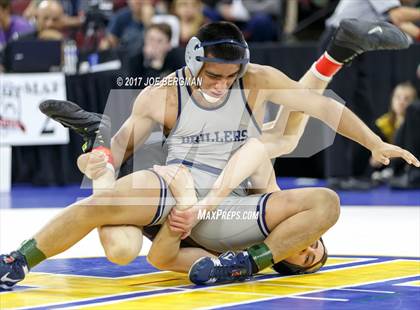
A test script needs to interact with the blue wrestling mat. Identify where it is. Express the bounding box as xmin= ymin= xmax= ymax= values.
xmin=1 ymin=255 xmax=419 ymax=309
